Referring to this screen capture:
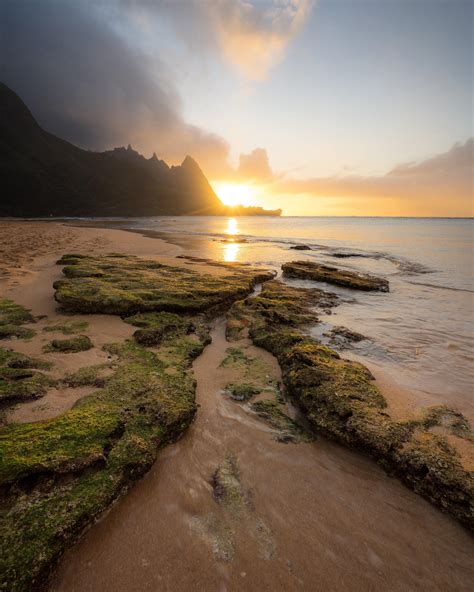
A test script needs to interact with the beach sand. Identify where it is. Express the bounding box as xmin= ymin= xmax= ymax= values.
xmin=1 ymin=220 xmax=473 ymax=591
